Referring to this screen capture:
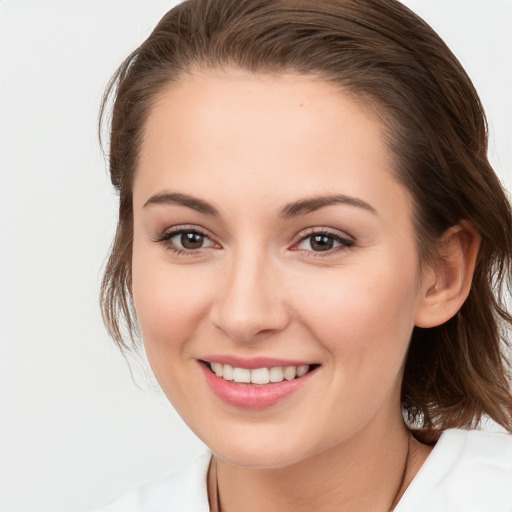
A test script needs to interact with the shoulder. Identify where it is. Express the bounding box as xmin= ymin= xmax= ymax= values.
xmin=94 ymin=451 xmax=212 ymax=512
xmin=396 ymin=429 xmax=512 ymax=512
